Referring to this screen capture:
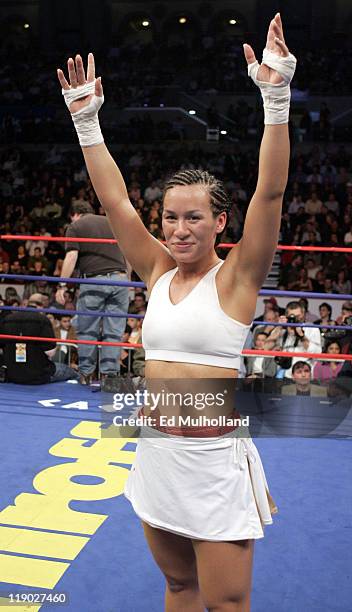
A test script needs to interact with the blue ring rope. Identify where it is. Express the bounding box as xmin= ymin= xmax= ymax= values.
xmin=0 ymin=305 xmax=143 ymax=318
